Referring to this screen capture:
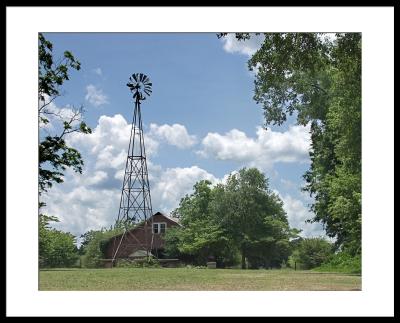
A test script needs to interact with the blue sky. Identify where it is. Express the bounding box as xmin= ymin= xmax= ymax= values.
xmin=41 ymin=32 xmax=324 ymax=239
